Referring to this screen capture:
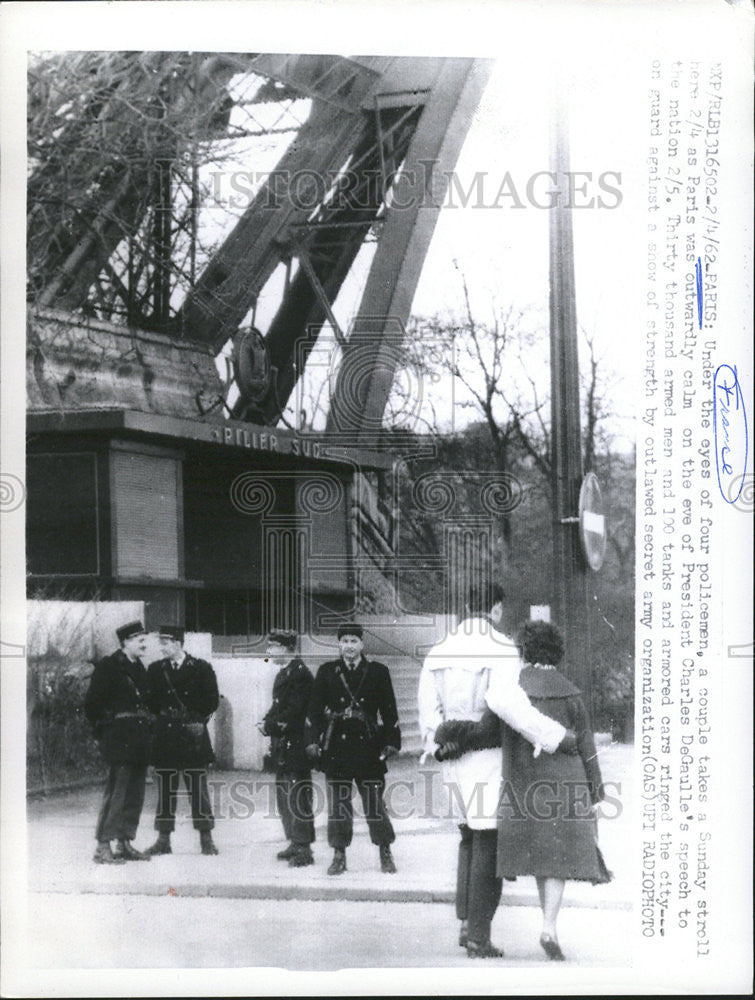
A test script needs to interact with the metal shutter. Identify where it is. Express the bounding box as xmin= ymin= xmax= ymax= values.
xmin=111 ymin=450 xmax=179 ymax=579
